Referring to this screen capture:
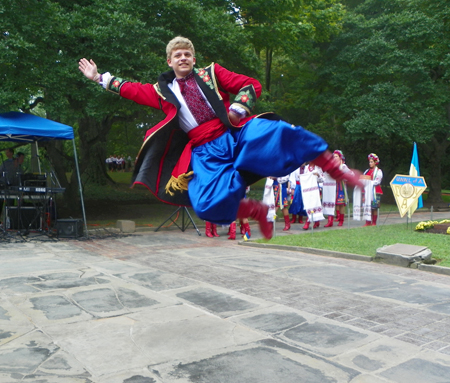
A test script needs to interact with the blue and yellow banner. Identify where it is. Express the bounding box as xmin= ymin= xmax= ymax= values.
xmin=408 ymin=143 xmax=424 ymax=218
